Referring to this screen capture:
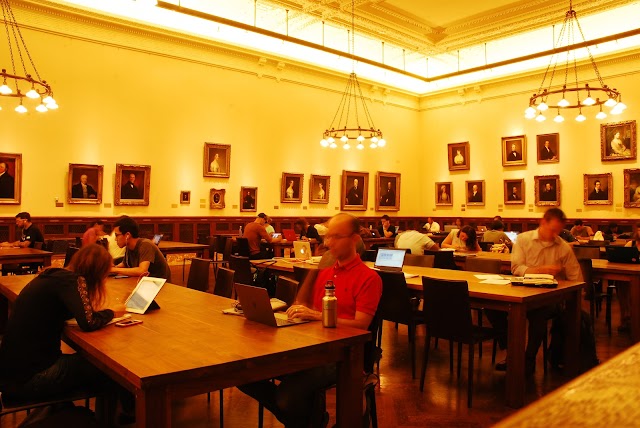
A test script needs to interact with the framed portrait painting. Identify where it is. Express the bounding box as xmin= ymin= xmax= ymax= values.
xmin=448 ymin=142 xmax=469 ymax=171
xmin=536 ymin=133 xmax=559 ymax=163
xmin=584 ymin=173 xmax=612 ymax=205
xmin=68 ymin=163 xmax=103 ymax=204
xmin=376 ymin=172 xmax=400 ymax=211
xmin=601 ymin=120 xmax=637 ymax=161
xmin=180 ymin=191 xmax=191 ymax=205
xmin=203 ymin=143 xmax=231 ymax=178
xmin=0 ymin=152 xmax=22 ymax=205
xmin=465 ymin=180 xmax=485 ymax=206
xmin=281 ymin=173 xmax=303 ymax=203
xmin=502 ymin=135 xmax=527 ymax=166
xmin=435 ymin=182 xmax=452 ymax=206
xmin=504 ymin=179 xmax=525 ymax=205
xmin=115 ymin=164 xmax=150 ymax=206
xmin=624 ymin=169 xmax=640 ymax=208
xmin=535 ymin=175 xmax=560 ymax=206
xmin=240 ymin=186 xmax=257 ymax=212
xmin=309 ymin=175 xmax=330 ymax=204
xmin=341 ymin=170 xmax=369 ymax=211
xmin=210 ymin=188 xmax=225 ymax=209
